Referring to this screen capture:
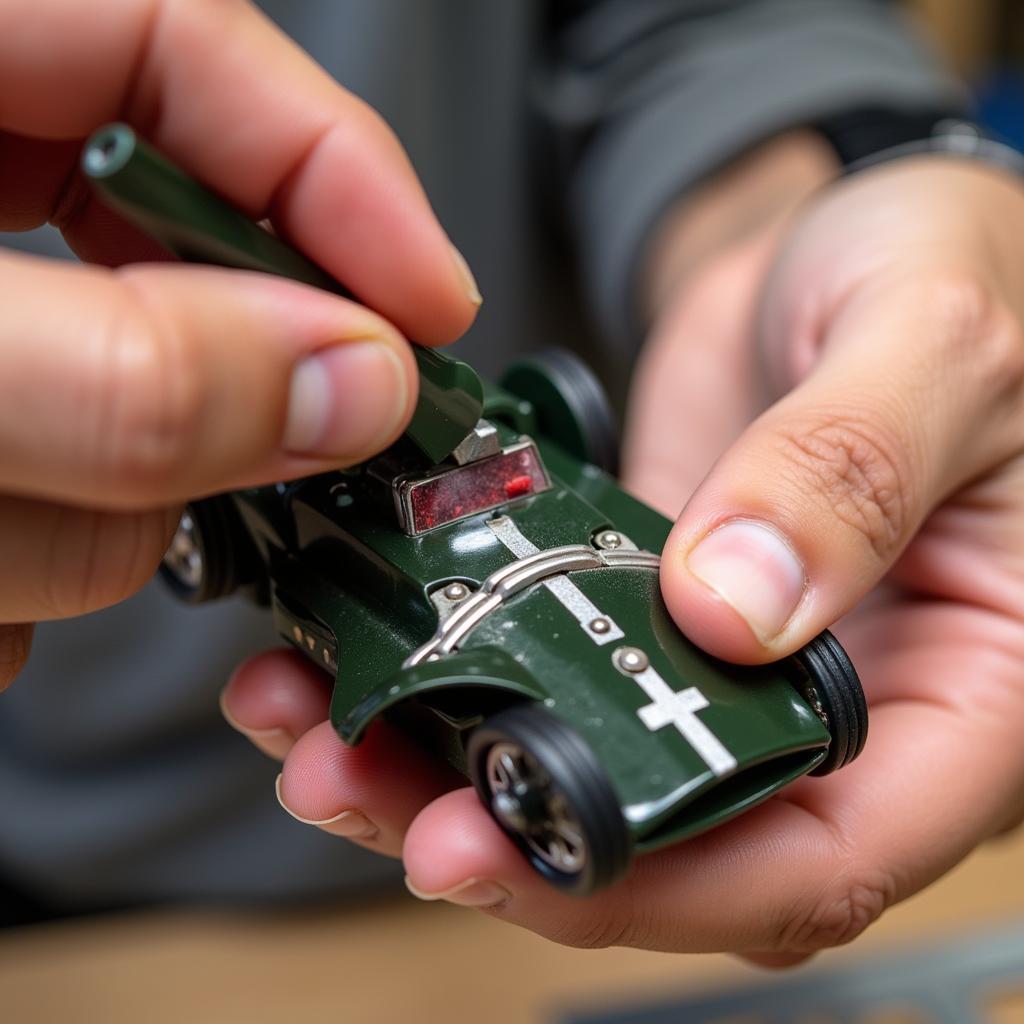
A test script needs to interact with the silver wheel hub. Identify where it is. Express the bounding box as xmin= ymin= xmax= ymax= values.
xmin=485 ymin=741 xmax=587 ymax=875
xmin=163 ymin=511 xmax=204 ymax=589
